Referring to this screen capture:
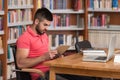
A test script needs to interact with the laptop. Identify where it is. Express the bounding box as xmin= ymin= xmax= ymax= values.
xmin=82 ymin=35 xmax=116 ymax=62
